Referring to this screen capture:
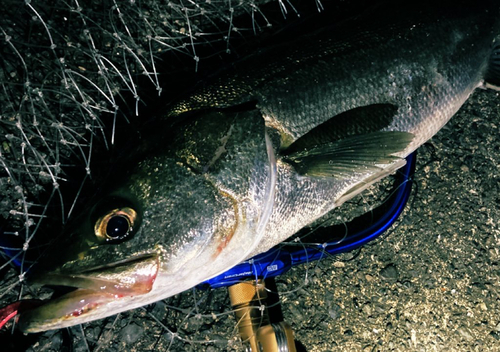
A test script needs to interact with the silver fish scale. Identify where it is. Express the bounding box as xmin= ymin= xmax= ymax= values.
xmin=243 ymin=9 xmax=500 ymax=257
xmin=256 ymin=23 xmax=488 ymax=149
xmin=165 ymin=6 xmax=500 ymax=258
